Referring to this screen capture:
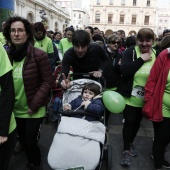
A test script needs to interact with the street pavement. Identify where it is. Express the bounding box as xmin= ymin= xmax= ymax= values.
xmin=8 ymin=113 xmax=170 ymax=170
